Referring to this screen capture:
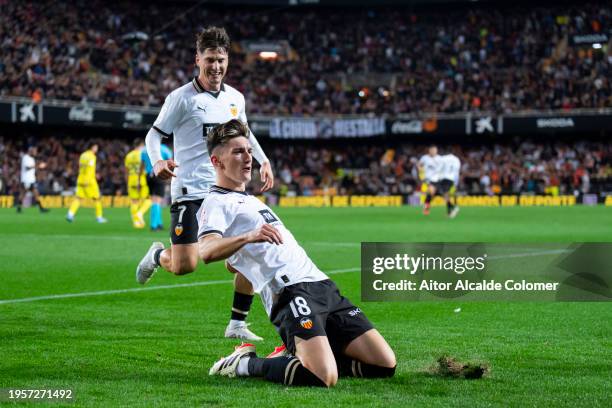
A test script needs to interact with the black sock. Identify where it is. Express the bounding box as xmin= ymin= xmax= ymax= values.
xmin=248 ymin=356 xmax=327 ymax=387
xmin=425 ymin=193 xmax=432 ymax=204
xmin=337 ymin=357 xmax=396 ymax=378
xmin=153 ymin=248 xmax=163 ymax=267
xmin=231 ymin=292 xmax=254 ymax=321
xmin=447 ymin=201 xmax=454 ymax=214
